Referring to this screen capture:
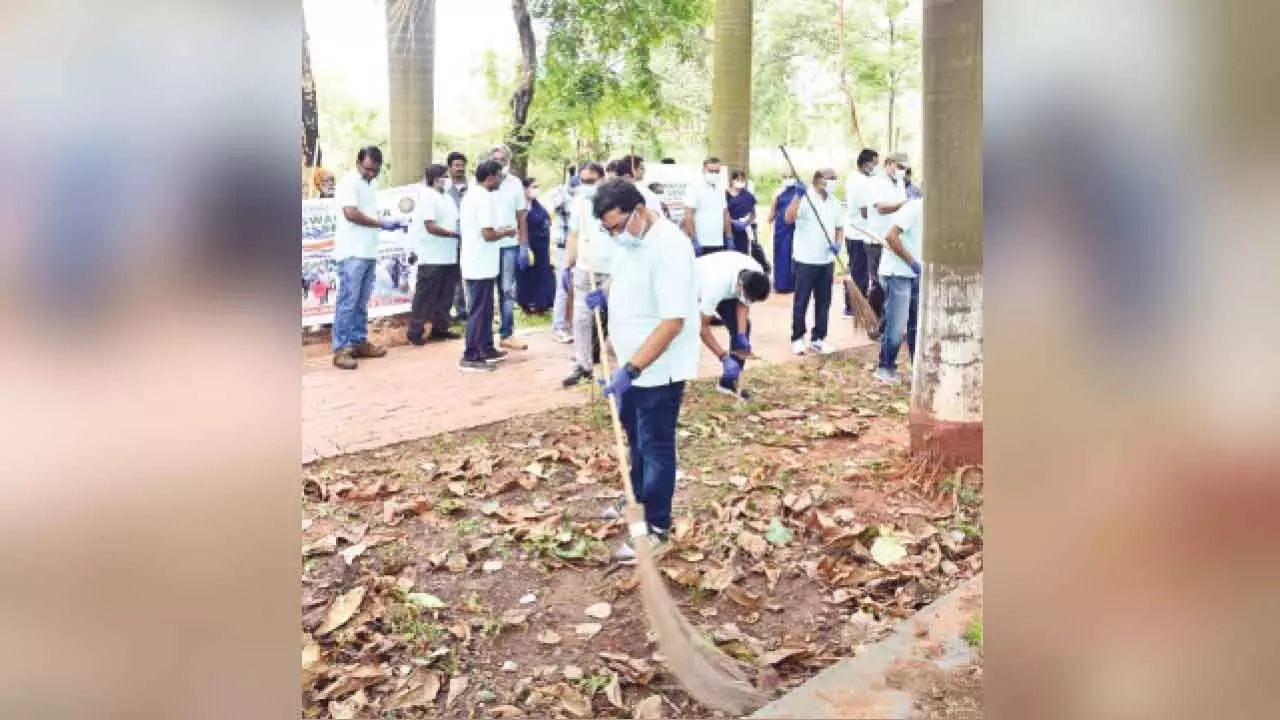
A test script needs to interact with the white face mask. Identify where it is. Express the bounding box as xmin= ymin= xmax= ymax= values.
xmin=578 ymin=183 xmax=598 ymax=198
xmin=782 ymin=178 xmax=796 ymax=187
xmin=731 ymin=180 xmax=746 ymax=190
xmin=704 ymin=172 xmax=720 ymax=185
